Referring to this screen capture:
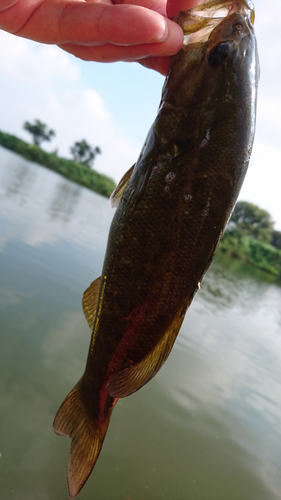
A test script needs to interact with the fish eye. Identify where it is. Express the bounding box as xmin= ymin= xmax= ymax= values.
xmin=208 ymin=42 xmax=231 ymax=69
xmin=235 ymin=24 xmax=243 ymax=31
